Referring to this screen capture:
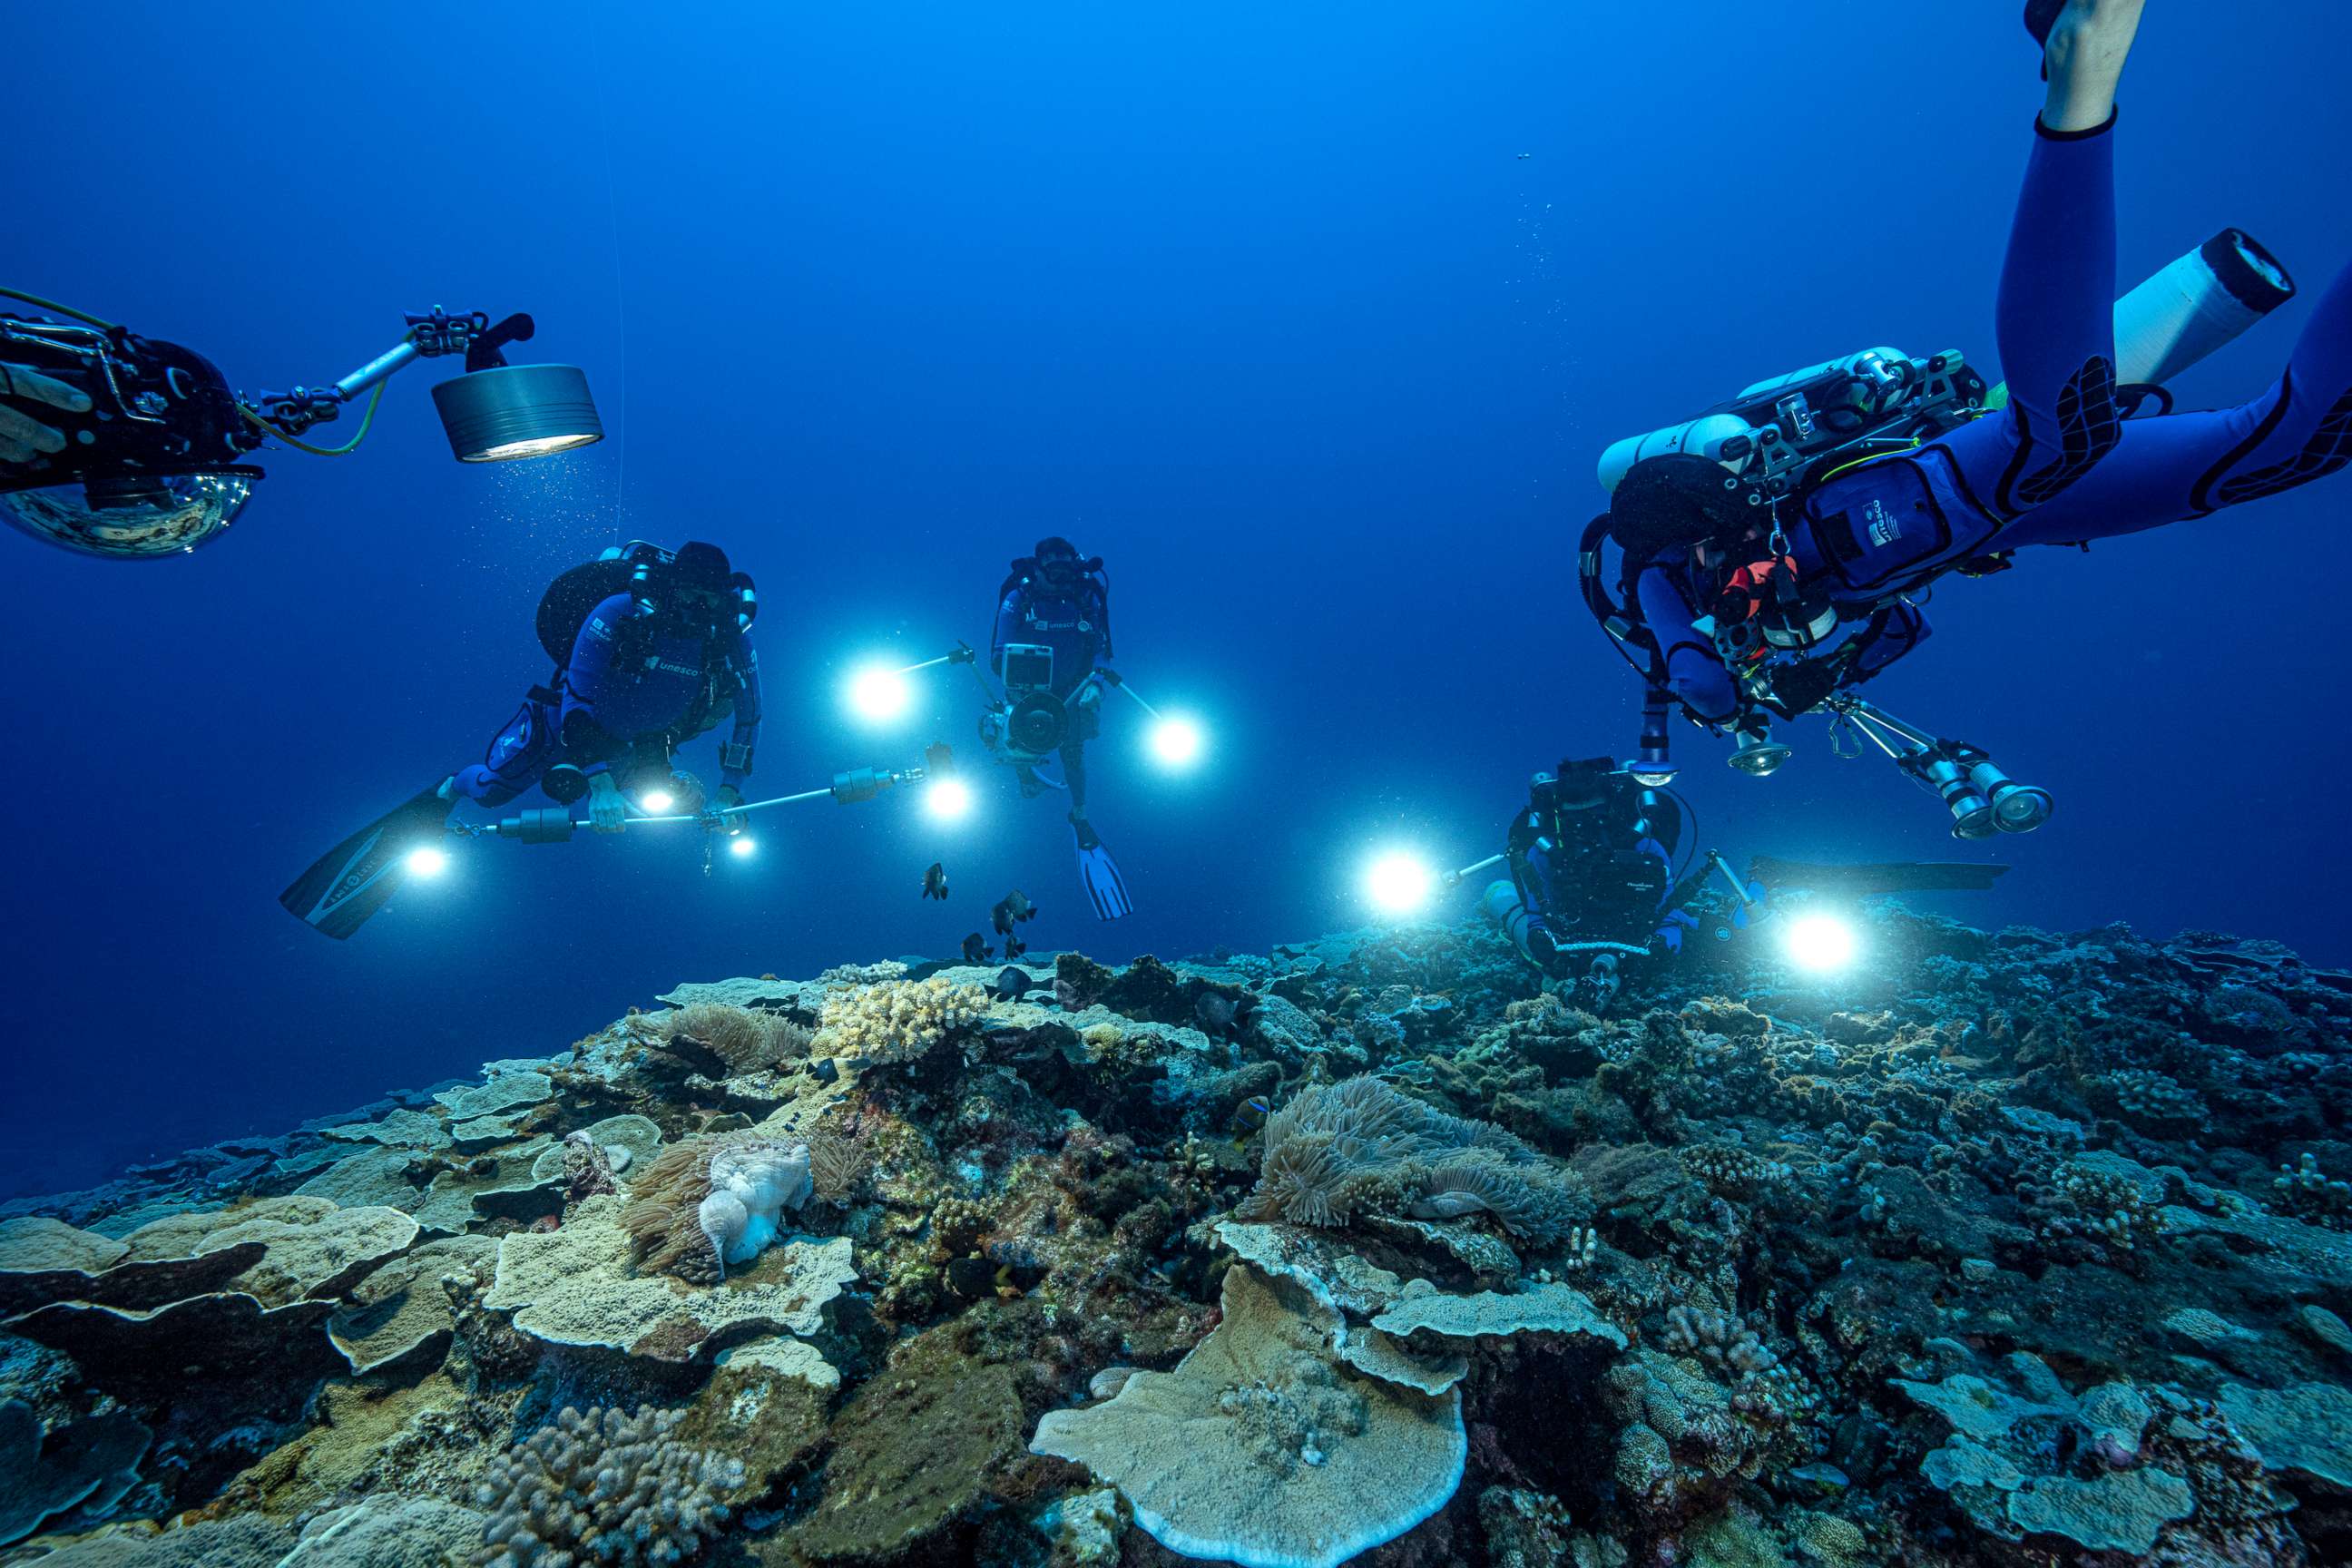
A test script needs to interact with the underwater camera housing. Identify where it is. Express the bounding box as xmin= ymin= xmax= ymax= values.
xmin=979 ymin=643 xmax=1071 ymax=760
xmin=0 ymin=316 xmax=266 ymax=557
xmin=1 ymin=299 xmax=602 ymax=560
